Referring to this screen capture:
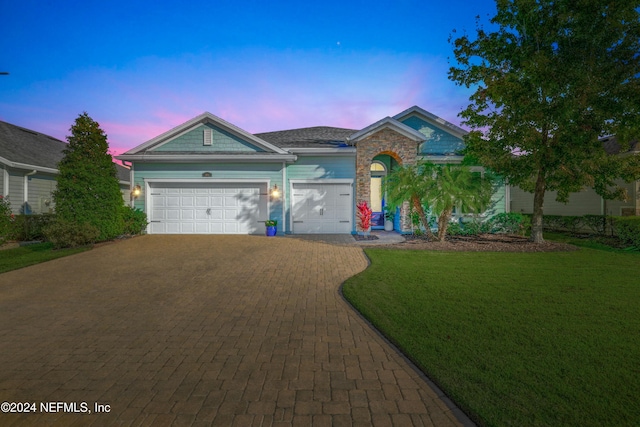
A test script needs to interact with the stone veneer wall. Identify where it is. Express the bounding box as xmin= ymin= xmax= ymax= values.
xmin=355 ymin=128 xmax=418 ymax=232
